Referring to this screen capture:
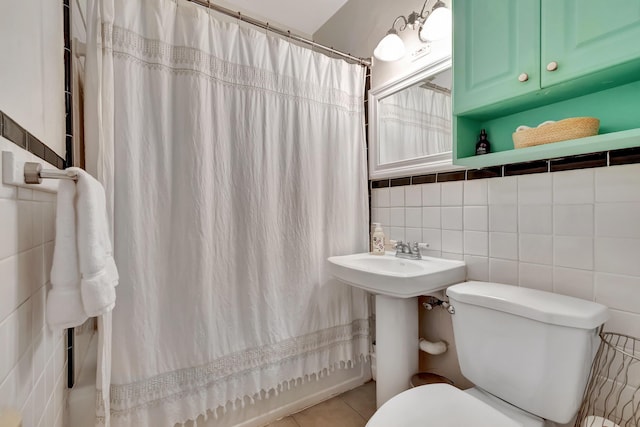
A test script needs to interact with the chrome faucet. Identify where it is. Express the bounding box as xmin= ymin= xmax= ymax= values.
xmin=394 ymin=241 xmax=428 ymax=260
